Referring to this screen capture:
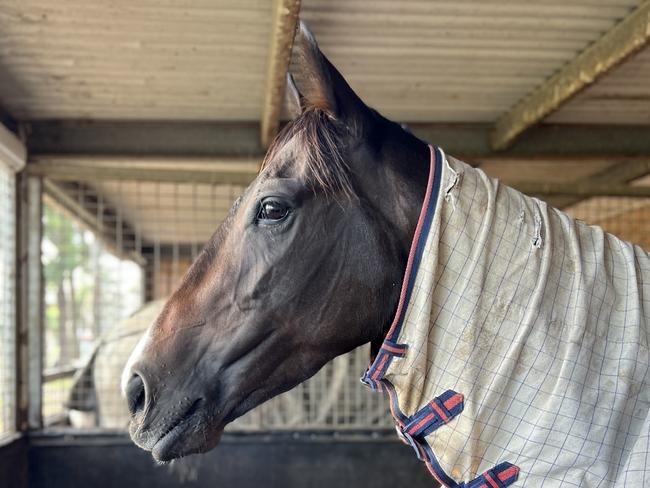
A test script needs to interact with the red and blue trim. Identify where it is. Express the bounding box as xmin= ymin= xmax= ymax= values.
xmin=361 ymin=145 xmax=442 ymax=389
xmin=361 ymin=146 xmax=520 ymax=487
xmin=383 ymin=146 xmax=442 ymax=344
xmin=465 ymin=463 xmax=521 ymax=488
xmin=403 ymin=390 xmax=464 ymax=438
xmin=365 ymin=340 xmax=409 ymax=384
